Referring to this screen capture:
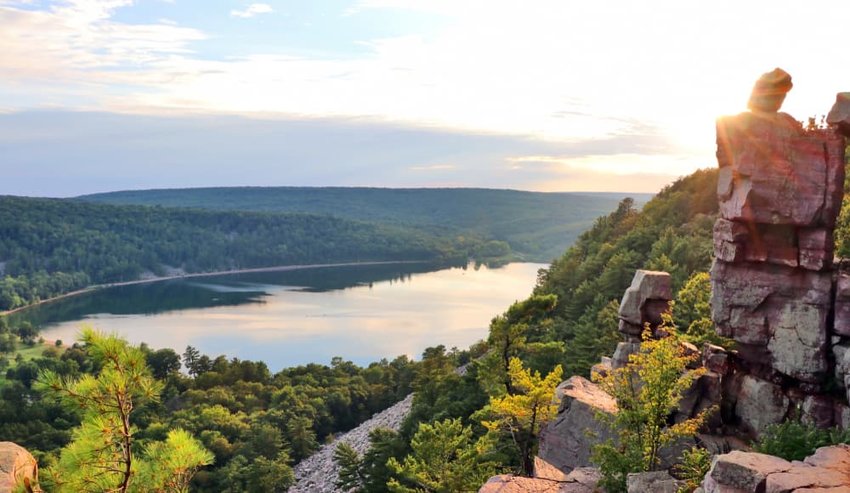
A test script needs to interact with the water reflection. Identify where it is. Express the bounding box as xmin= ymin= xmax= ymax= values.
xmin=15 ymin=262 xmax=543 ymax=370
